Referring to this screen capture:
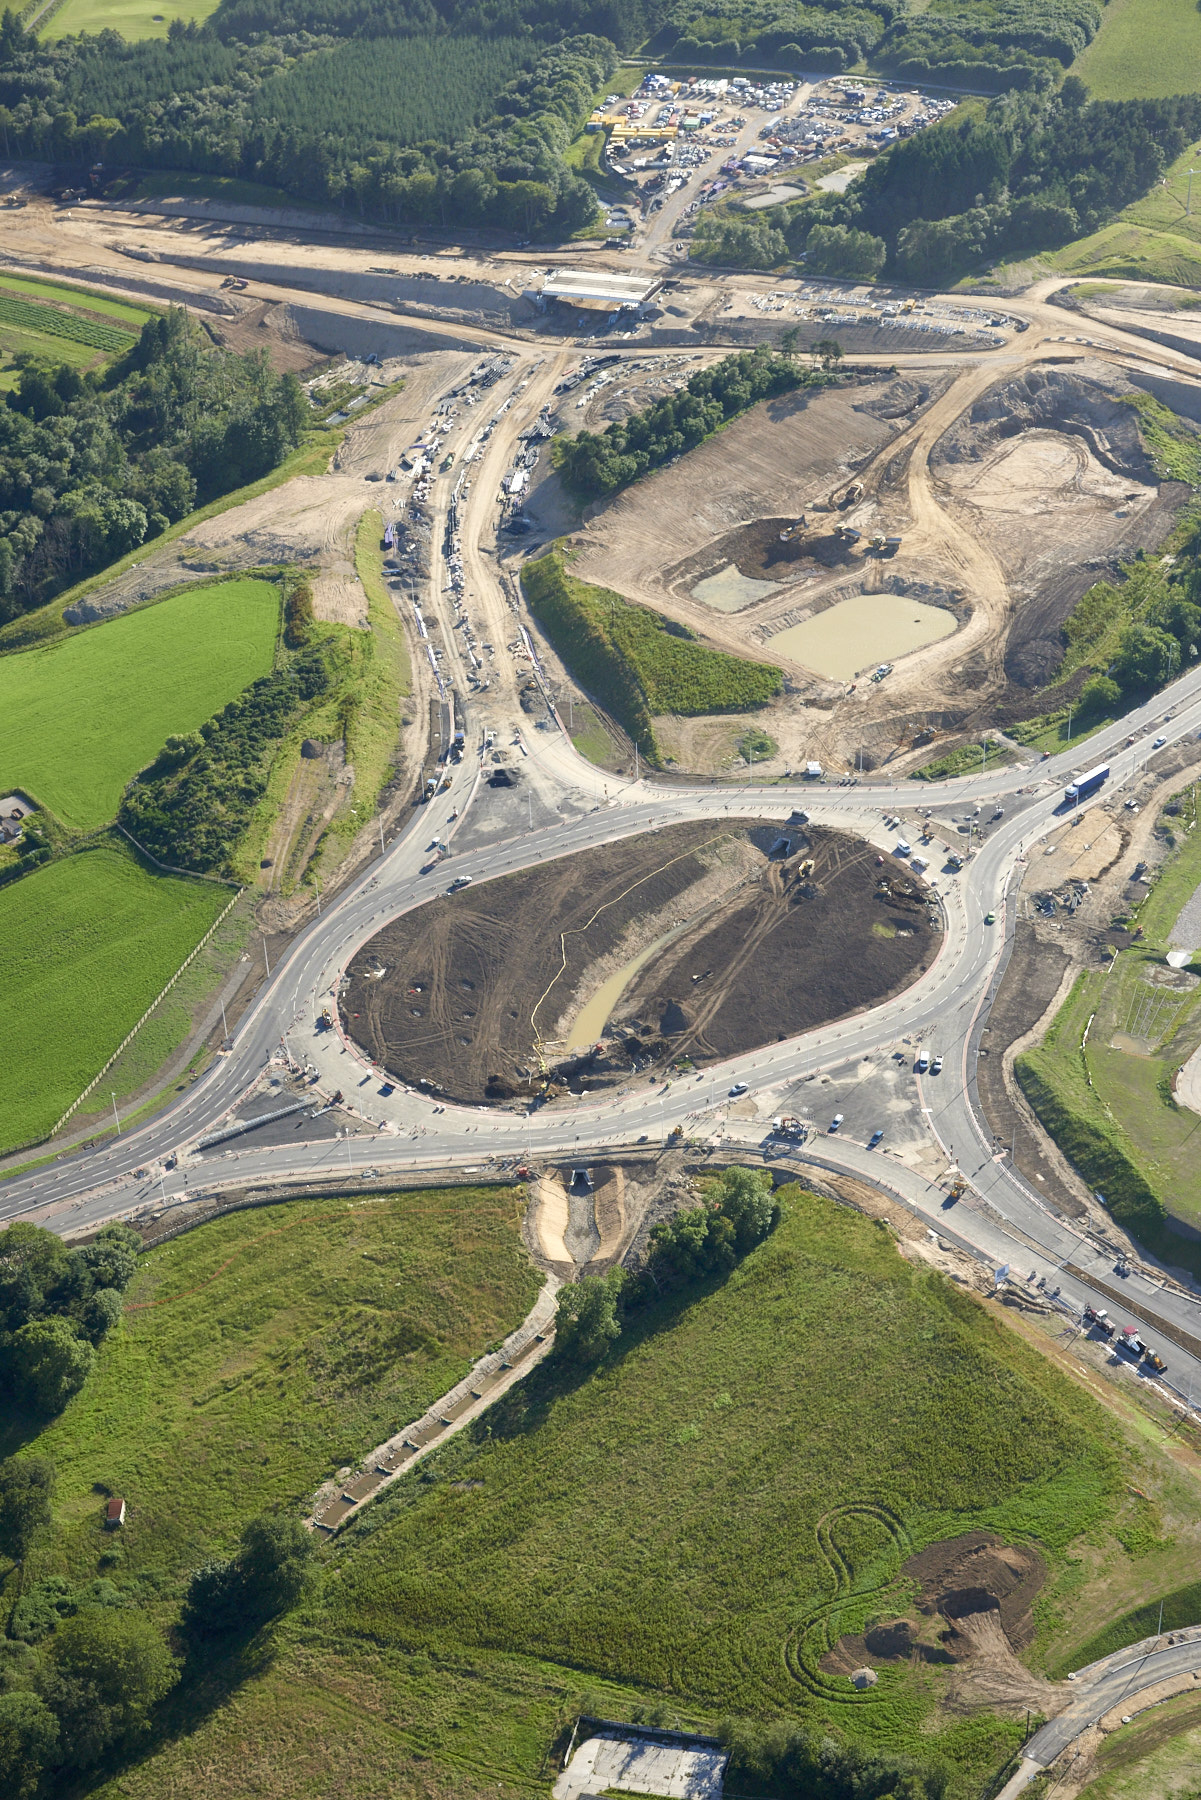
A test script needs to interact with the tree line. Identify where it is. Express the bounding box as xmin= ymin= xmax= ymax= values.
xmin=0 ymin=1458 xmax=313 ymax=1795
xmin=120 ymin=621 xmax=331 ymax=876
xmin=0 ymin=15 xmax=614 ymax=239
xmin=553 ymin=1168 xmax=777 ymax=1365
xmin=772 ymin=78 xmax=1201 ymax=285
xmin=0 ymin=1221 xmax=140 ymax=1417
xmin=0 ymin=306 xmax=306 ymax=623
xmin=658 ymin=0 xmax=1093 ymax=85
xmin=555 ymin=345 xmax=821 ymax=497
